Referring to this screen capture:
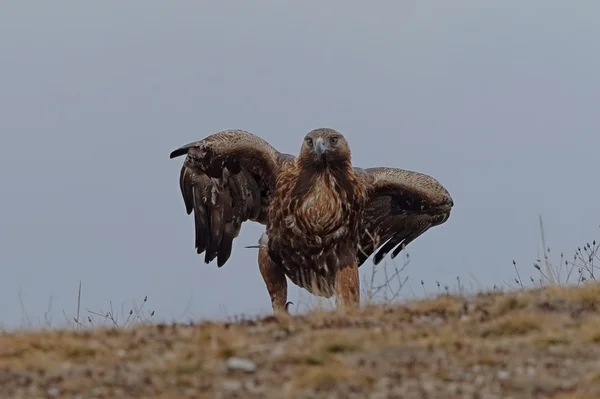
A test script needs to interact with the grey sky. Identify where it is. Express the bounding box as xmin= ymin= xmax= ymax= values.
xmin=1 ymin=1 xmax=599 ymax=329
